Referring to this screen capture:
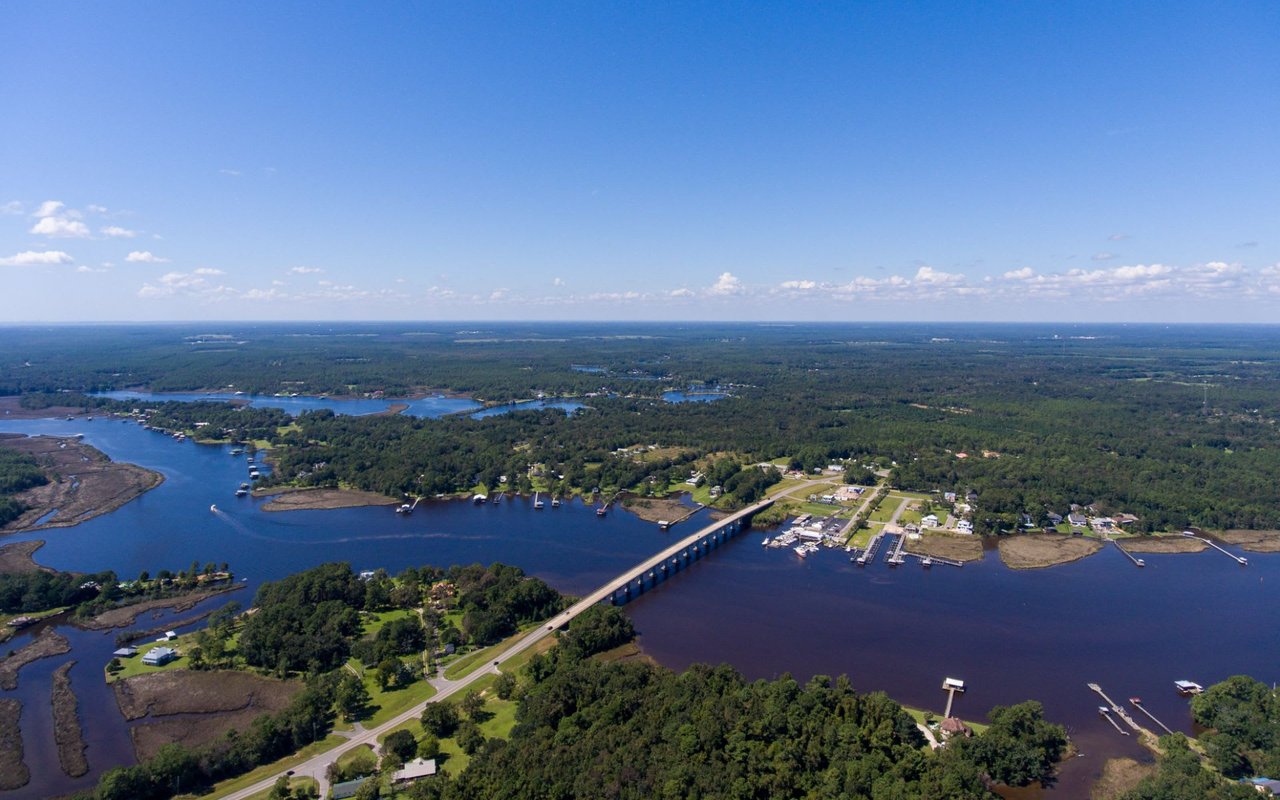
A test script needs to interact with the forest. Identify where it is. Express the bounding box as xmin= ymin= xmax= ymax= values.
xmin=8 ymin=322 xmax=1280 ymax=530
xmin=0 ymin=441 xmax=47 ymax=526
